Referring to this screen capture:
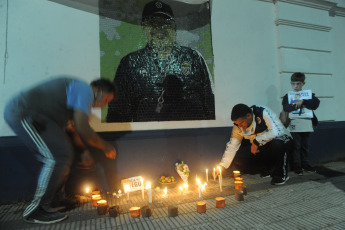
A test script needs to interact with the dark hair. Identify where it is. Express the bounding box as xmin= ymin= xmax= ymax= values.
xmin=90 ymin=79 xmax=116 ymax=95
xmin=231 ymin=103 xmax=251 ymax=121
xmin=291 ymin=72 xmax=305 ymax=82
